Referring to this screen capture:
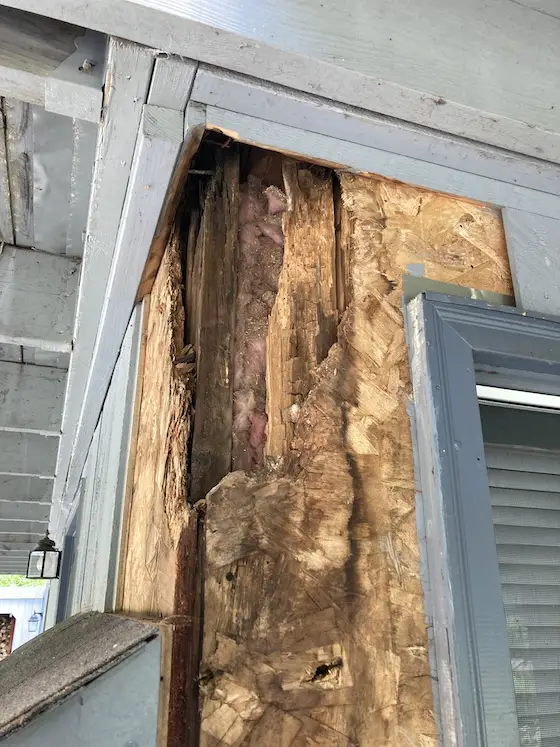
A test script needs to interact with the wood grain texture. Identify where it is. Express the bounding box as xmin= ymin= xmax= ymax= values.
xmin=119 ymin=231 xmax=202 ymax=747
xmin=4 ymin=99 xmax=33 ymax=247
xmin=190 ymin=149 xmax=239 ymax=504
xmin=51 ymin=39 xmax=154 ymax=536
xmin=7 ymin=0 xmax=560 ymax=162
xmin=503 ymin=208 xmax=560 ymax=315
xmin=120 ymin=231 xmax=193 ymax=618
xmin=266 ymin=161 xmax=337 ymax=457
xmin=0 ymin=245 xmax=79 ymax=351
xmin=200 ymin=168 xmax=512 ymax=746
xmin=0 ymin=361 xmax=66 ymax=434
